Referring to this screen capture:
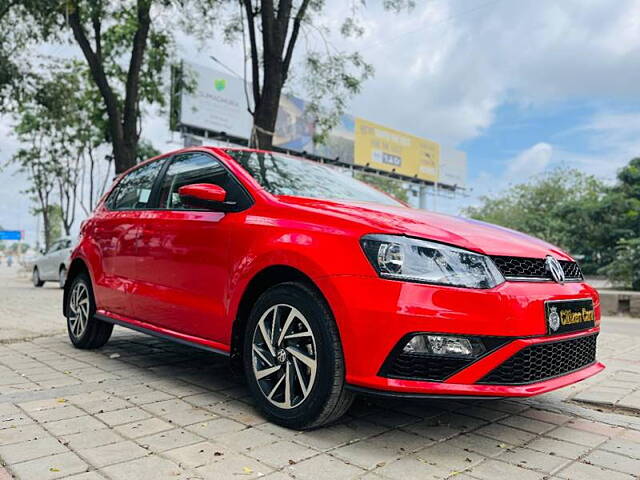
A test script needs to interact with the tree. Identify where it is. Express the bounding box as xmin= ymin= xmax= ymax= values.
xmin=201 ymin=0 xmax=413 ymax=149
xmin=463 ymin=168 xmax=614 ymax=274
xmin=601 ymin=238 xmax=640 ymax=290
xmin=3 ymin=0 xmax=182 ymax=173
xmin=8 ymin=60 xmax=114 ymax=243
xmin=355 ymin=172 xmax=408 ymax=204
xmin=11 ymin=148 xmax=58 ymax=251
